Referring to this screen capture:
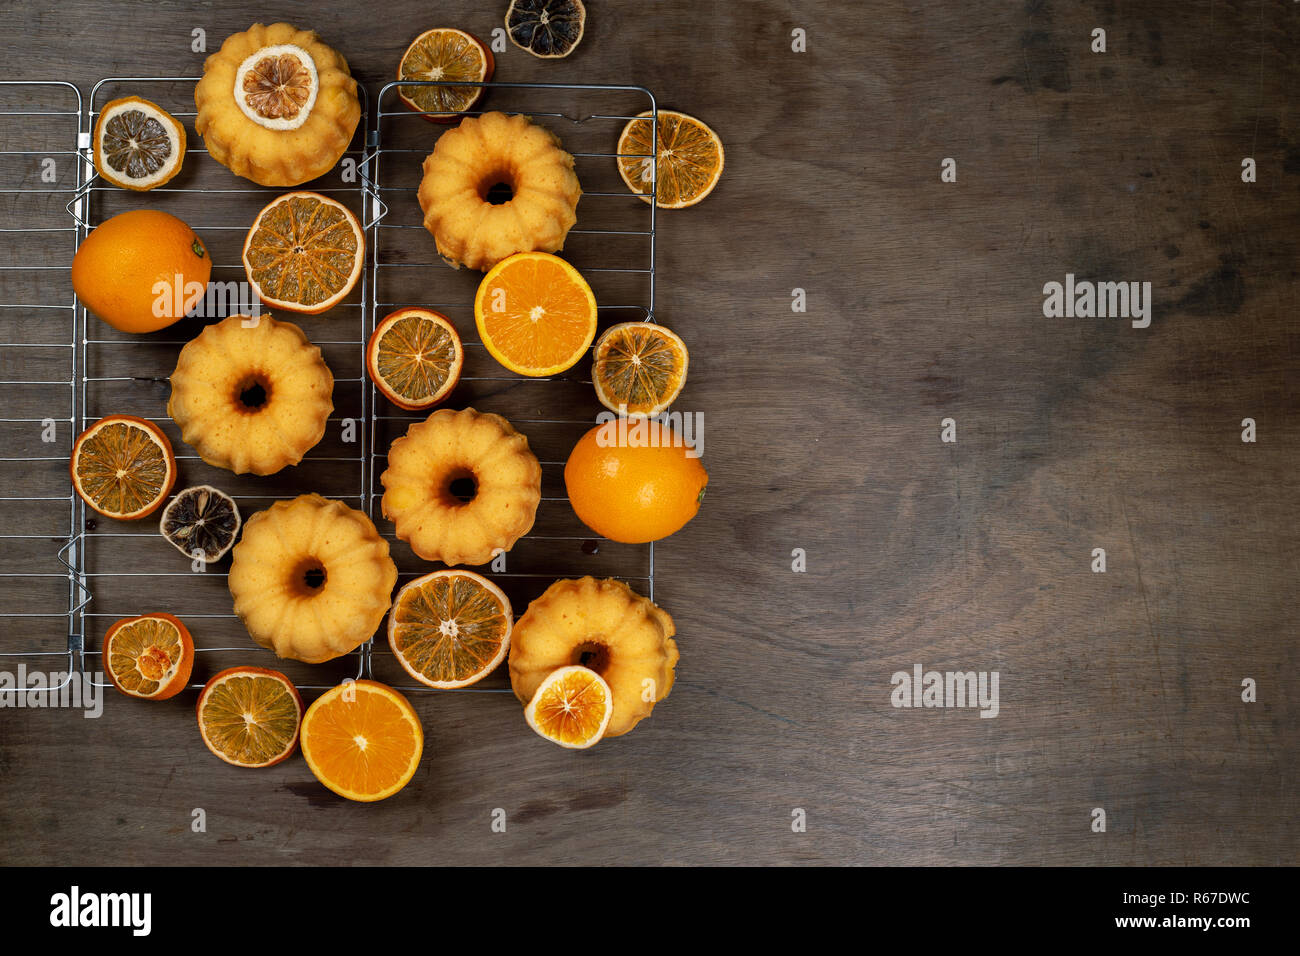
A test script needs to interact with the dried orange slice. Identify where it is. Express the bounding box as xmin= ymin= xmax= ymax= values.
xmin=197 ymin=667 xmax=303 ymax=768
xmin=242 ymin=191 xmax=364 ymax=314
xmin=102 ymin=612 xmax=194 ymax=700
xmin=71 ymin=415 xmax=176 ymax=520
xmin=592 ymin=322 xmax=689 ymax=416
xmin=389 ymin=570 xmax=512 ymax=689
xmin=93 ymin=96 xmax=186 ymax=191
xmin=617 ymin=109 xmax=724 ymax=209
xmin=473 ymin=252 xmax=597 ymax=376
xmin=366 ymin=308 xmax=464 ymax=410
xmin=397 ymin=28 xmax=493 ymax=121
xmin=300 ymin=680 xmax=423 ymax=802
xmin=524 ymin=665 xmax=613 ymax=749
